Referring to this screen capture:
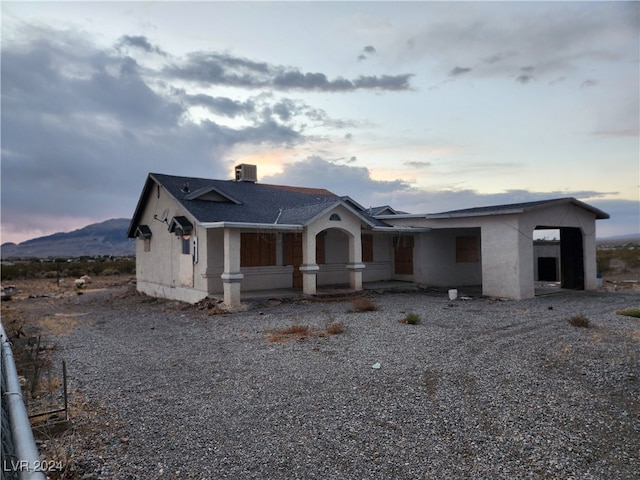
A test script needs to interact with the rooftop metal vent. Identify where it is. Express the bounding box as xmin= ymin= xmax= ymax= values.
xmin=235 ymin=164 xmax=257 ymax=183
